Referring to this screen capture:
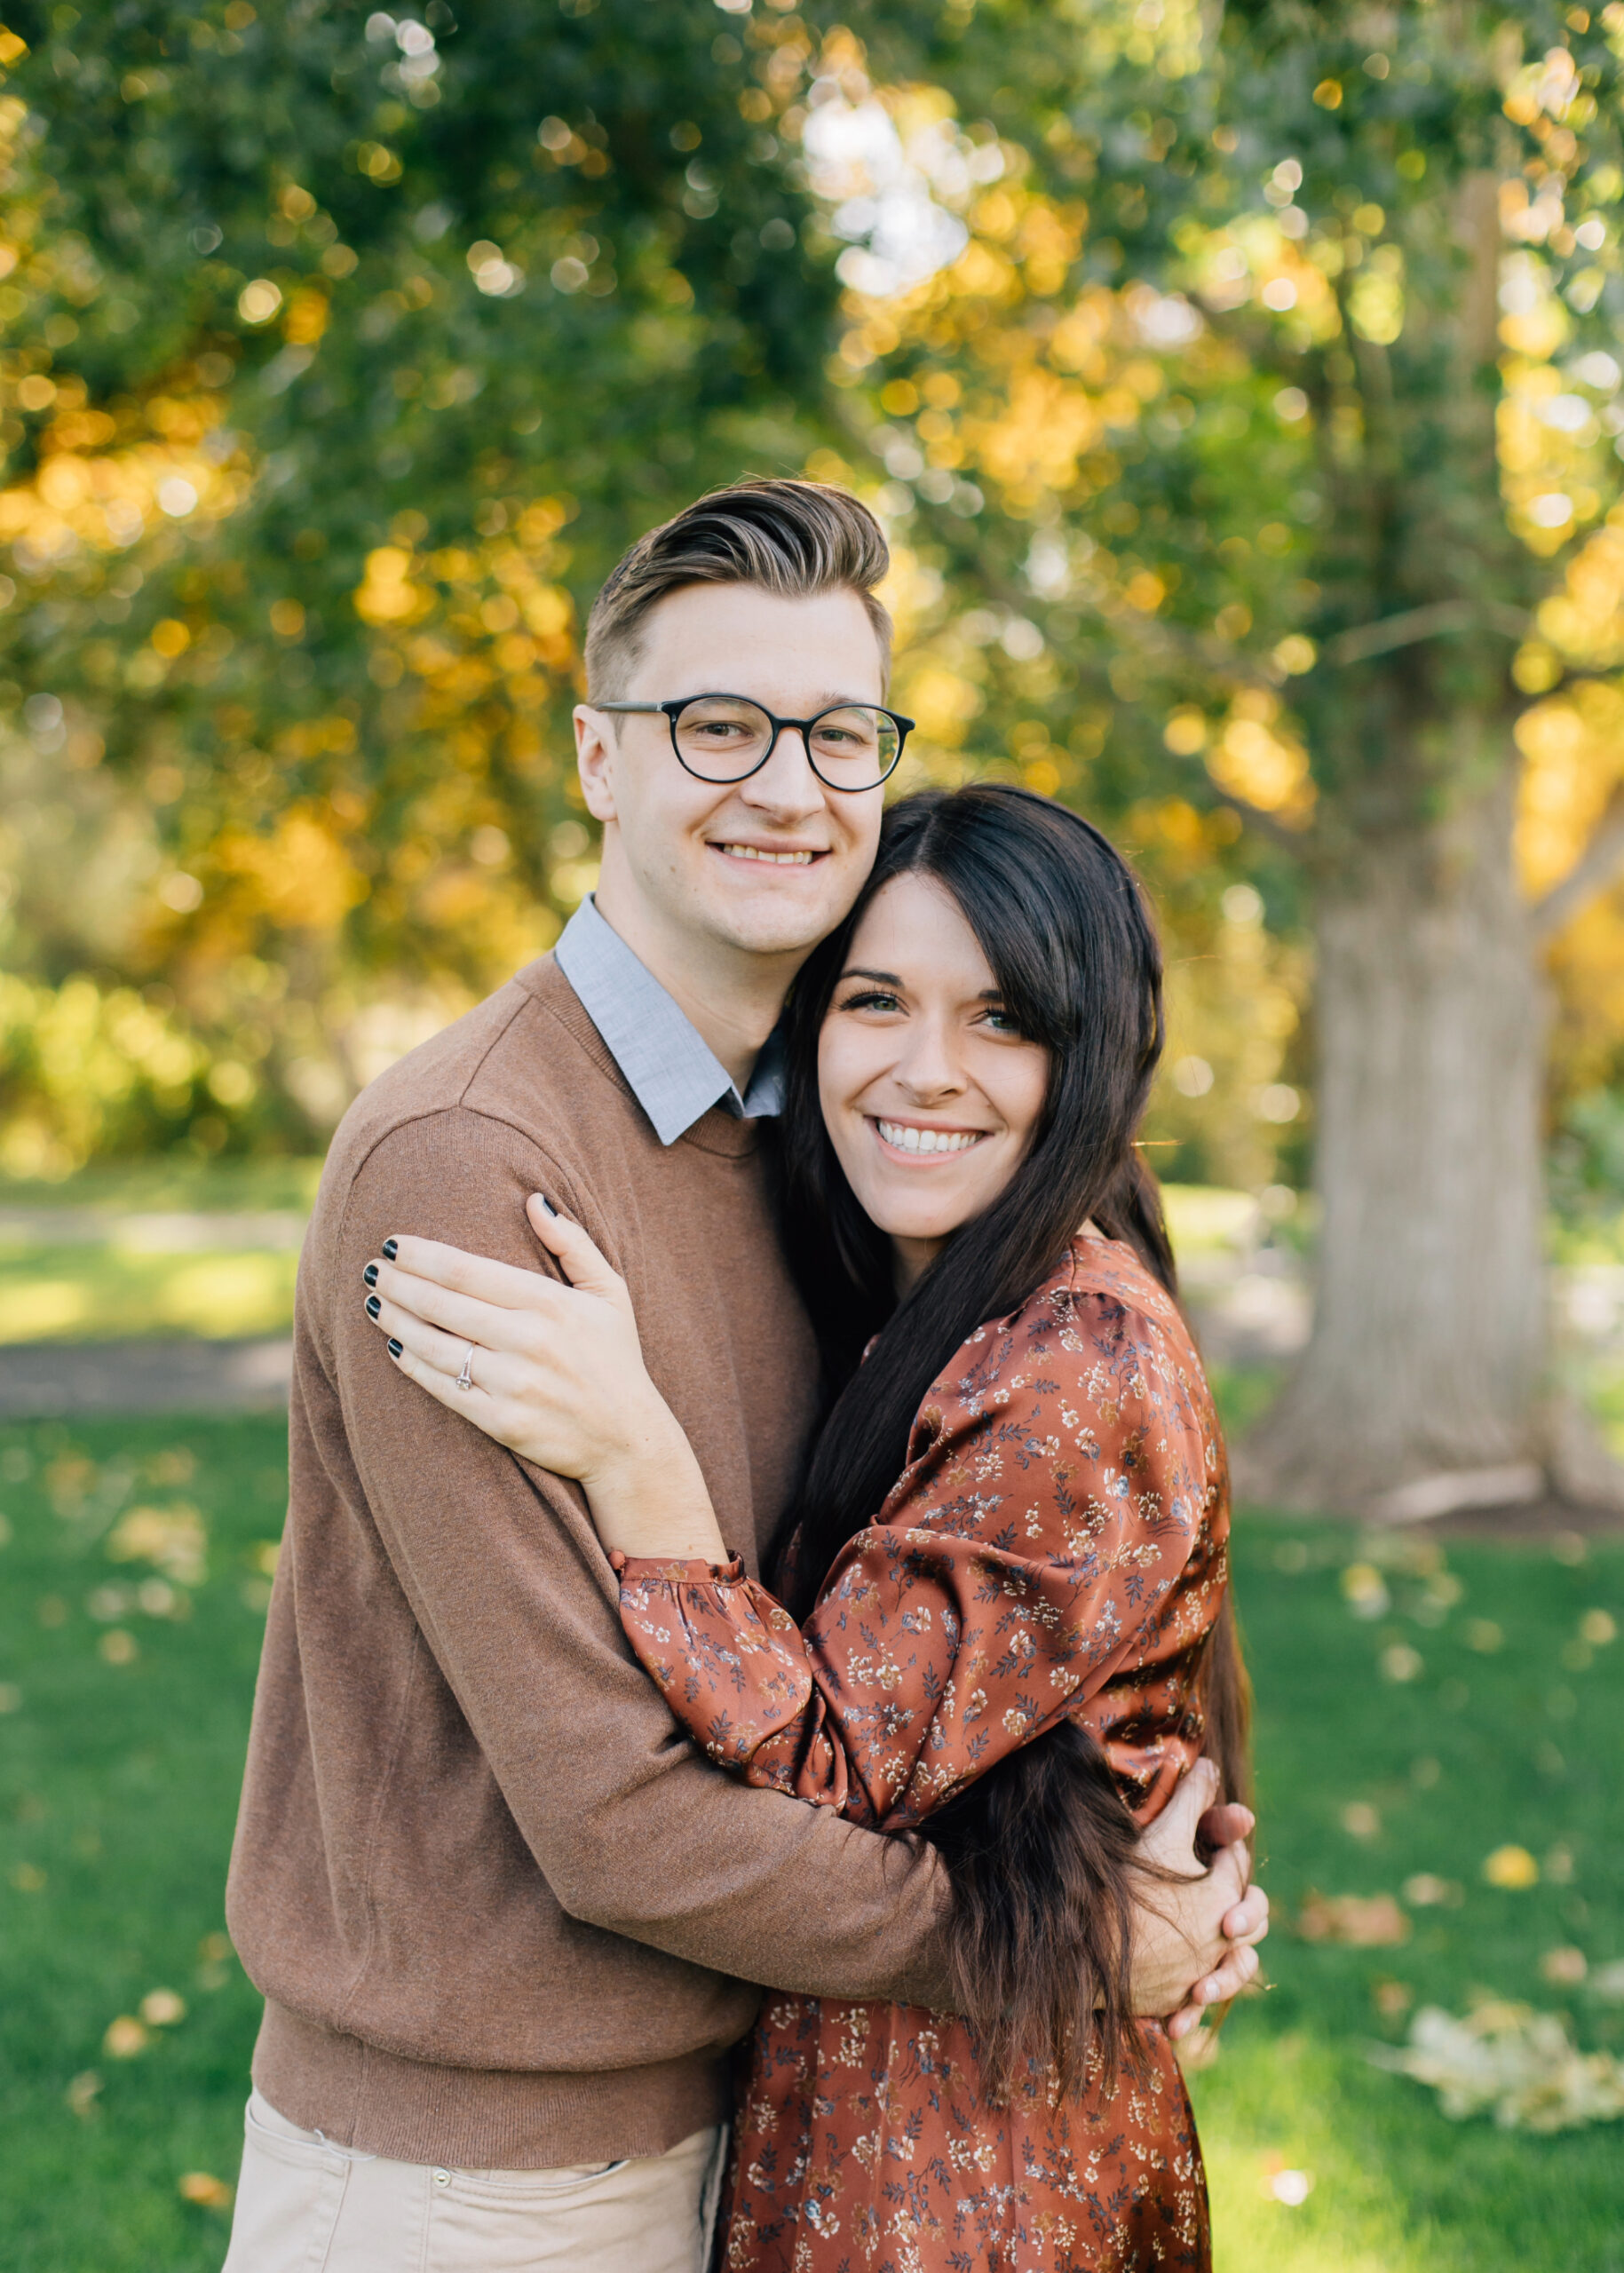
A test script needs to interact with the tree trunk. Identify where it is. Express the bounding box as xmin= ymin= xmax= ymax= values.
xmin=1241 ymin=756 xmax=1555 ymax=1514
